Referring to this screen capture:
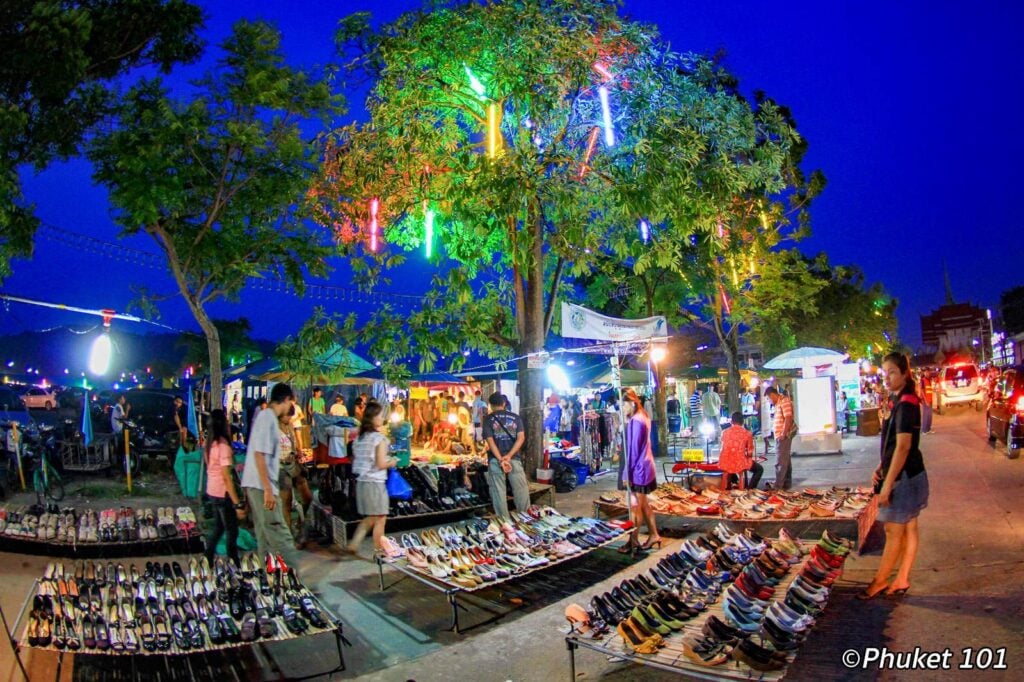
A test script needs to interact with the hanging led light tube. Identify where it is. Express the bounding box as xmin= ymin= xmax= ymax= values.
xmin=424 ymin=201 xmax=434 ymax=258
xmin=598 ymin=85 xmax=614 ymax=146
xmin=369 ymin=198 xmax=380 ymax=252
